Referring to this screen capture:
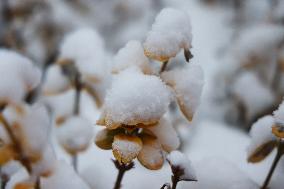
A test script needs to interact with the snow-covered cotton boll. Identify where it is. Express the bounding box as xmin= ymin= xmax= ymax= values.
xmin=58 ymin=28 xmax=106 ymax=83
xmin=232 ymin=71 xmax=275 ymax=119
xmin=144 ymin=8 xmax=192 ymax=62
xmin=148 ymin=117 xmax=180 ymax=152
xmin=41 ymin=161 xmax=90 ymax=189
xmin=56 ymin=116 xmax=93 ymax=155
xmin=167 ymin=151 xmax=197 ymax=181
xmin=272 ymin=100 xmax=284 ymax=138
xmin=3 ymin=104 xmax=51 ymax=162
xmin=0 ymin=49 xmax=41 ymax=104
xmin=98 ymin=68 xmax=172 ymax=129
xmin=42 ymin=64 xmax=70 ymax=95
xmin=112 ymin=40 xmax=152 ymax=74
xmin=247 ymin=116 xmax=277 ymax=163
xmin=161 ymin=64 xmax=204 ymax=122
